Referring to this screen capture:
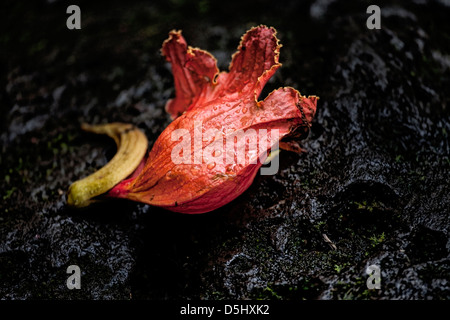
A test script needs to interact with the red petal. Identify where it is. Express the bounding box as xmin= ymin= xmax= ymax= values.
xmin=220 ymin=25 xmax=281 ymax=99
xmin=109 ymin=89 xmax=317 ymax=213
xmin=162 ymin=26 xmax=281 ymax=118
xmin=162 ymin=30 xmax=219 ymax=119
